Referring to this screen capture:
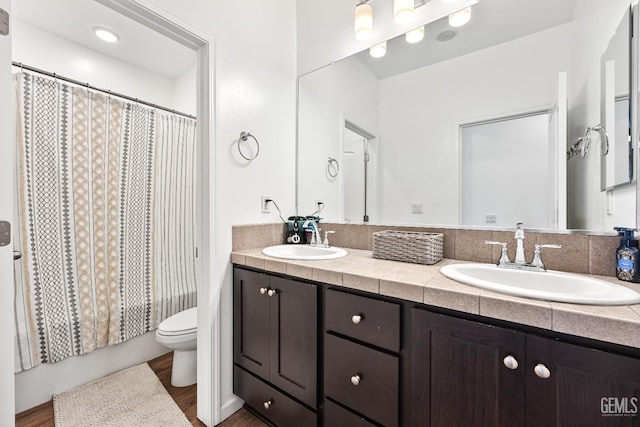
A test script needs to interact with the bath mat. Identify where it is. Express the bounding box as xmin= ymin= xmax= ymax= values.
xmin=53 ymin=363 xmax=191 ymax=427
